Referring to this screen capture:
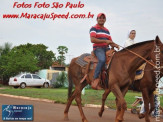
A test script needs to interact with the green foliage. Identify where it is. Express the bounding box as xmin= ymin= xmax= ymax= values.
xmin=0 ymin=88 xmax=162 ymax=108
xmin=57 ymin=46 xmax=68 ymax=65
xmin=0 ymin=42 xmax=13 ymax=83
xmin=57 ymin=46 xmax=68 ymax=55
xmin=57 ymin=56 xmax=66 ymax=65
xmin=0 ymin=48 xmax=39 ymax=79
xmin=15 ymin=43 xmax=56 ymax=69
xmin=0 ymin=43 xmax=56 ymax=84
xmin=53 ymin=71 xmax=68 ymax=88
xmin=0 ymin=42 xmax=12 ymax=56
